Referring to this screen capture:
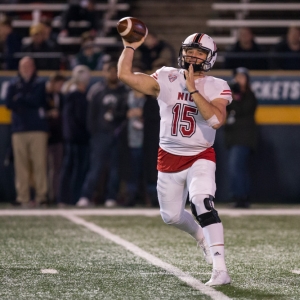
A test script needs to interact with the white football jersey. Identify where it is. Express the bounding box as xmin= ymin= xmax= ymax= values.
xmin=151 ymin=67 xmax=232 ymax=156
